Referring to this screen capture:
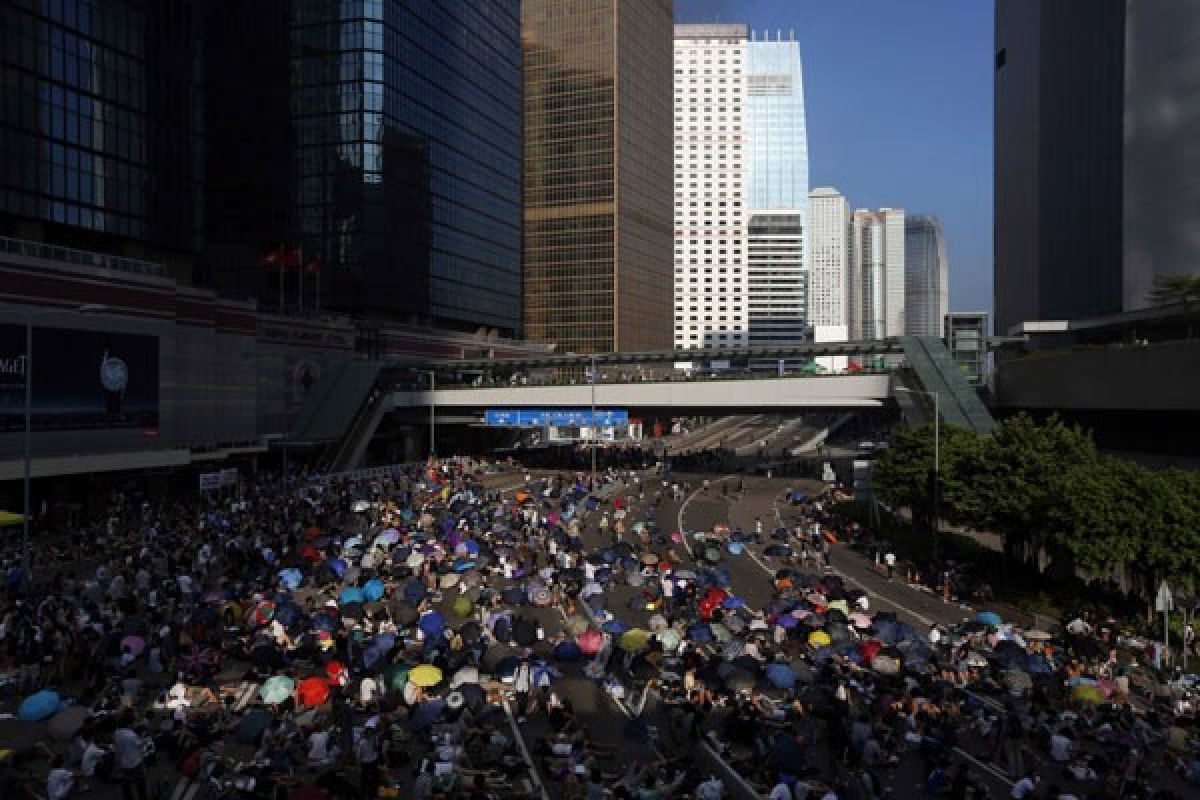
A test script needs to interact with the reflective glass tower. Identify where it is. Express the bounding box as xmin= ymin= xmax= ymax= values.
xmin=904 ymin=215 xmax=948 ymax=337
xmin=522 ymin=0 xmax=674 ymax=353
xmin=0 ymin=0 xmax=204 ymax=269
xmin=745 ymin=32 xmax=809 ymax=347
xmin=291 ymin=0 xmax=522 ymax=333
